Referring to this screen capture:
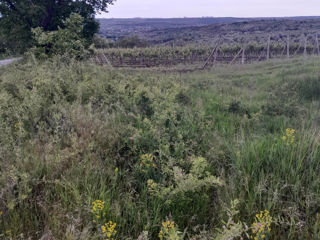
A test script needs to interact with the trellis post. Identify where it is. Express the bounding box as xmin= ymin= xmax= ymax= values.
xmin=316 ymin=34 xmax=319 ymax=56
xmin=287 ymin=34 xmax=290 ymax=59
xmin=242 ymin=44 xmax=246 ymax=64
xmin=304 ymin=34 xmax=307 ymax=57
xmin=267 ymin=35 xmax=271 ymax=60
